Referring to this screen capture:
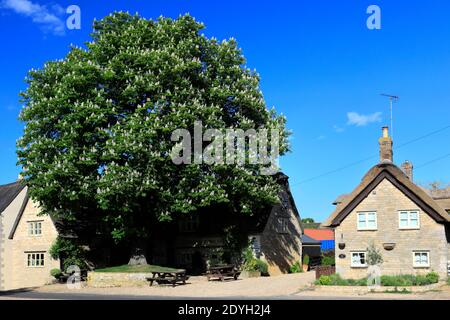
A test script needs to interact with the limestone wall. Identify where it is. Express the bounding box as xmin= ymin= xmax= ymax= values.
xmin=335 ymin=179 xmax=448 ymax=279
